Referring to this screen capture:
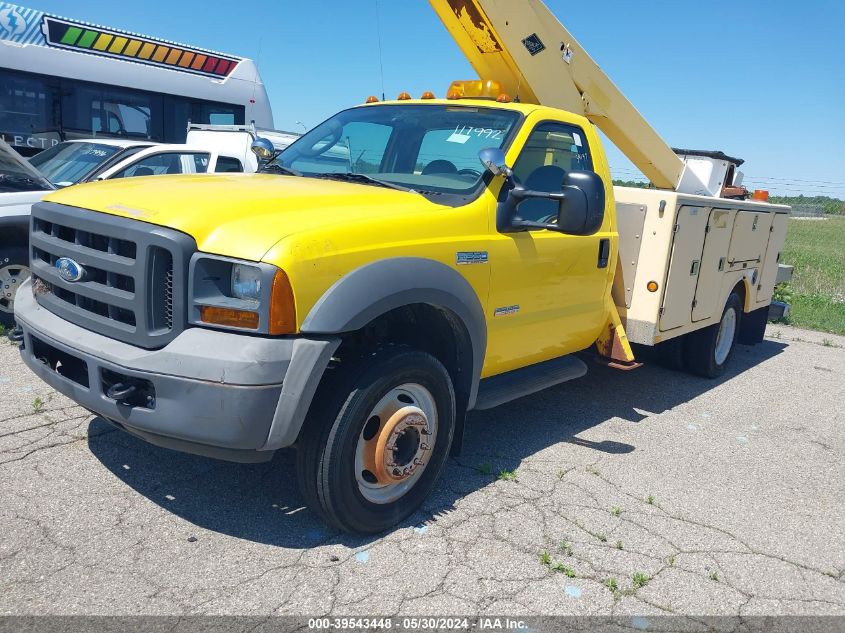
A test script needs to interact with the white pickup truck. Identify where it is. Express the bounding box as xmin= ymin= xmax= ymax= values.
xmin=0 ymin=126 xmax=299 ymax=327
